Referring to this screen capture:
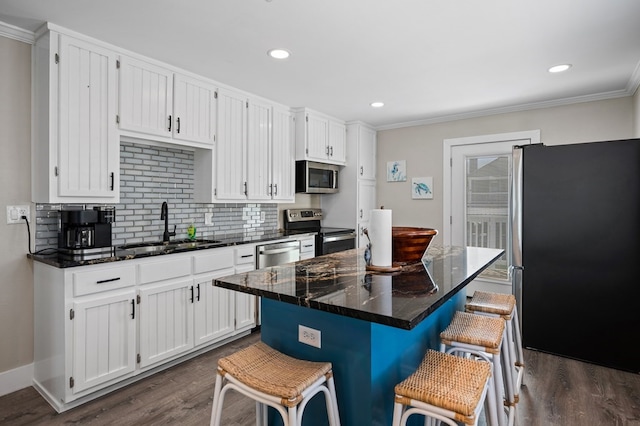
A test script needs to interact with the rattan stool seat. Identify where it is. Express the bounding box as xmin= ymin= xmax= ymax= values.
xmin=466 ymin=291 xmax=515 ymax=318
xmin=395 ymin=350 xmax=491 ymax=420
xmin=440 ymin=311 xmax=504 ymax=354
xmin=210 ymin=341 xmax=341 ymax=426
xmin=217 ymin=341 xmax=331 ymax=407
